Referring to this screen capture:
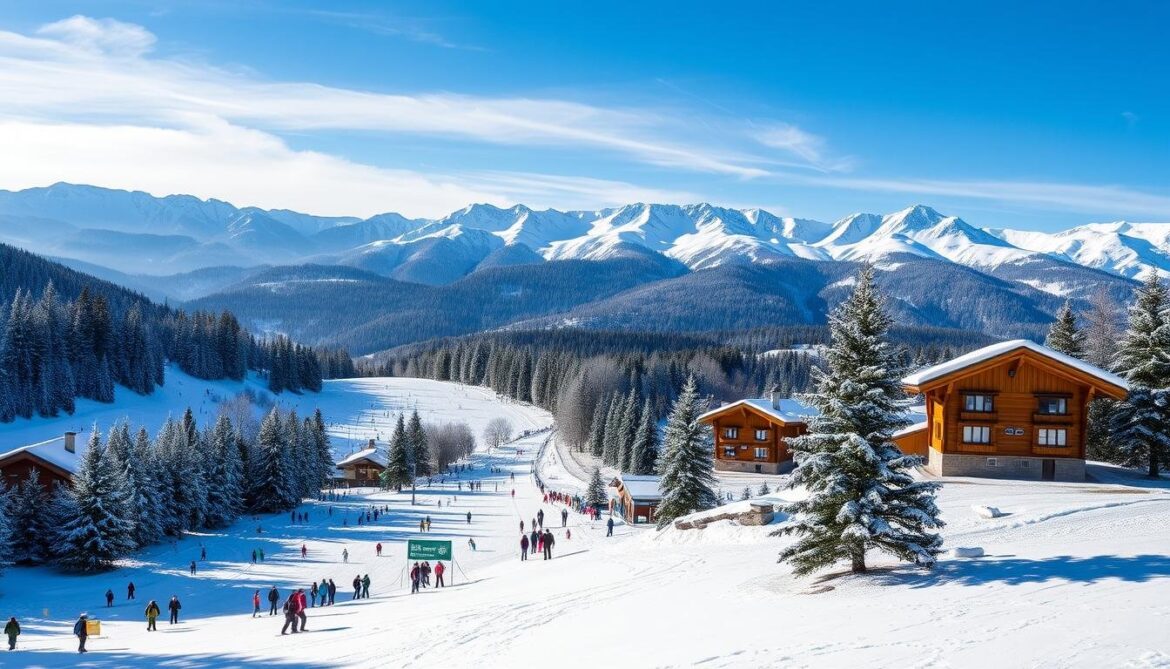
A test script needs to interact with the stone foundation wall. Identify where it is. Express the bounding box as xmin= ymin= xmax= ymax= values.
xmin=926 ymin=450 xmax=1085 ymax=482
